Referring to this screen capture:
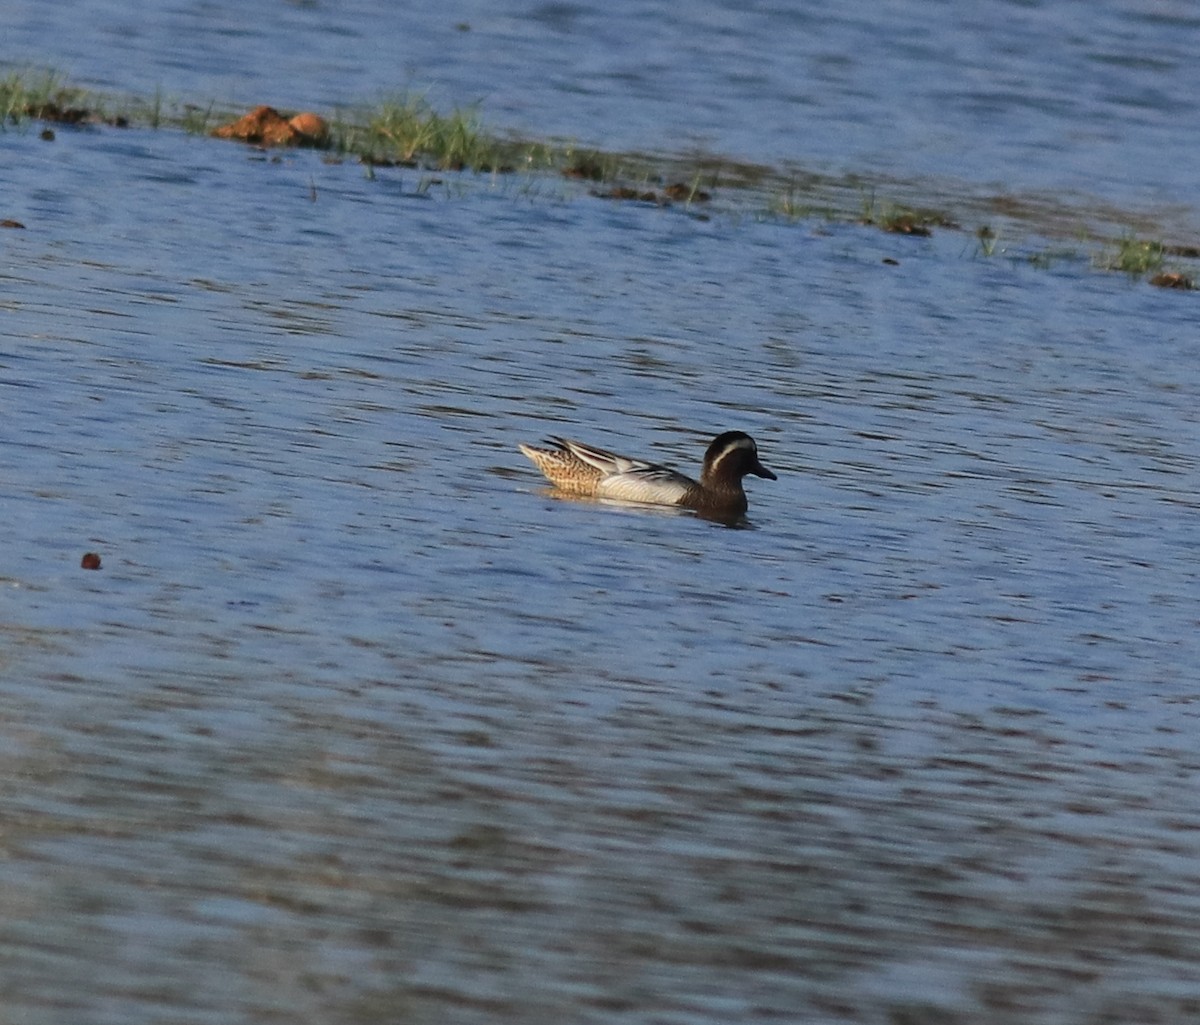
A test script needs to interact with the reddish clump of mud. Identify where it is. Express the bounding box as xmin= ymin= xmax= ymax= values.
xmin=213 ymin=106 xmax=329 ymax=147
